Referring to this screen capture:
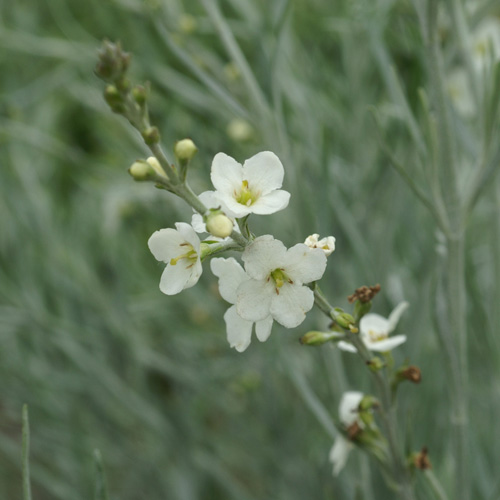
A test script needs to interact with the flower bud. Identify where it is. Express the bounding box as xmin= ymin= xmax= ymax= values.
xmin=366 ymin=357 xmax=385 ymax=372
xmin=205 ymin=212 xmax=233 ymax=238
xmin=227 ymin=118 xmax=253 ymax=142
xmin=132 ymin=84 xmax=148 ymax=106
xmin=299 ymin=330 xmax=342 ymax=346
xmin=142 ymin=126 xmax=160 ymax=145
xmin=174 ymin=138 xmax=198 ymax=162
xmin=95 ymin=40 xmax=131 ymax=82
xmin=128 ymin=160 xmax=156 ymax=181
xmin=146 ymin=156 xmax=168 ymax=177
xmin=335 ymin=311 xmax=356 ymax=330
